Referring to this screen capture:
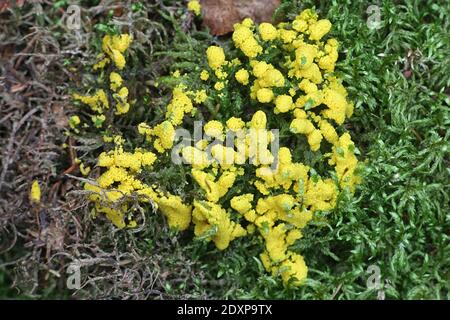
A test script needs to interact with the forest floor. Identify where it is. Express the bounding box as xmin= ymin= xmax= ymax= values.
xmin=0 ymin=0 xmax=448 ymax=299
